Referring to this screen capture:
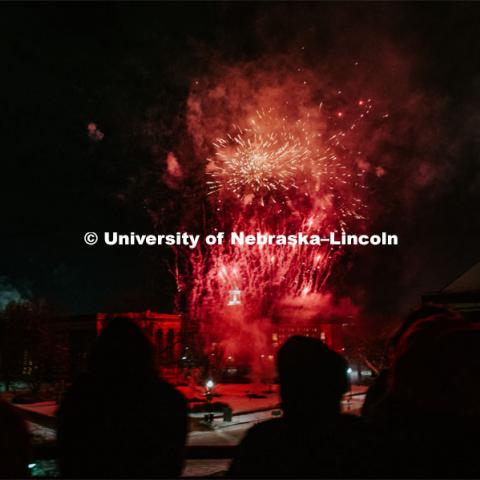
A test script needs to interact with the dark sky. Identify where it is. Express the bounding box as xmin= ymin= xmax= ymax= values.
xmin=1 ymin=2 xmax=480 ymax=317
